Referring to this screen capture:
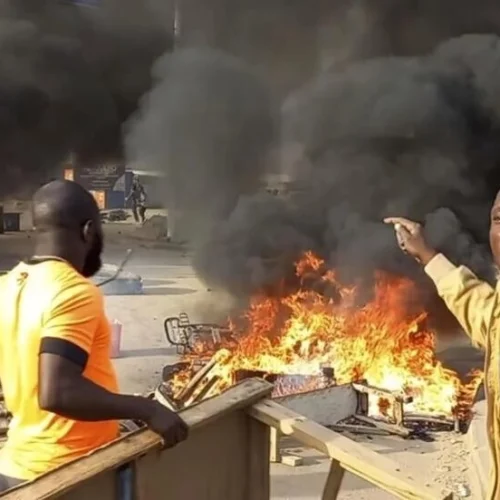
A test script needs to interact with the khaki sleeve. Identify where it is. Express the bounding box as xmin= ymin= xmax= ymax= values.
xmin=425 ymin=253 xmax=497 ymax=349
